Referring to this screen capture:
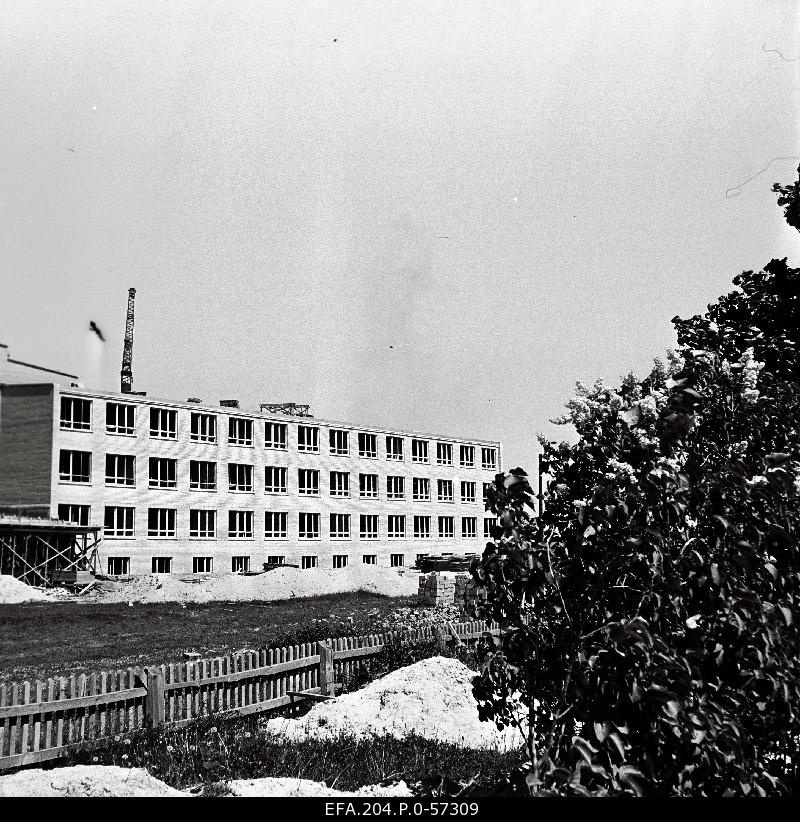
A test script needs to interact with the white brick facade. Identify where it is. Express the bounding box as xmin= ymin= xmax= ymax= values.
xmin=1 ymin=383 xmax=501 ymax=575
